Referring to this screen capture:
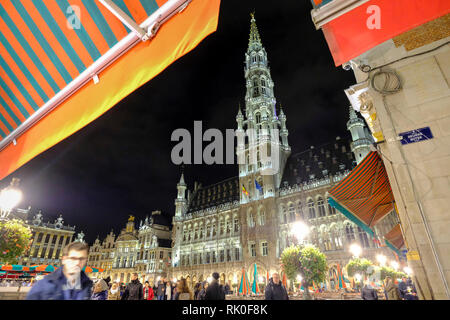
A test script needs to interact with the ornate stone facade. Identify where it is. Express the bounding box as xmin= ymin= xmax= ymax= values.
xmin=18 ymin=210 xmax=76 ymax=267
xmin=88 ymin=212 xmax=172 ymax=284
